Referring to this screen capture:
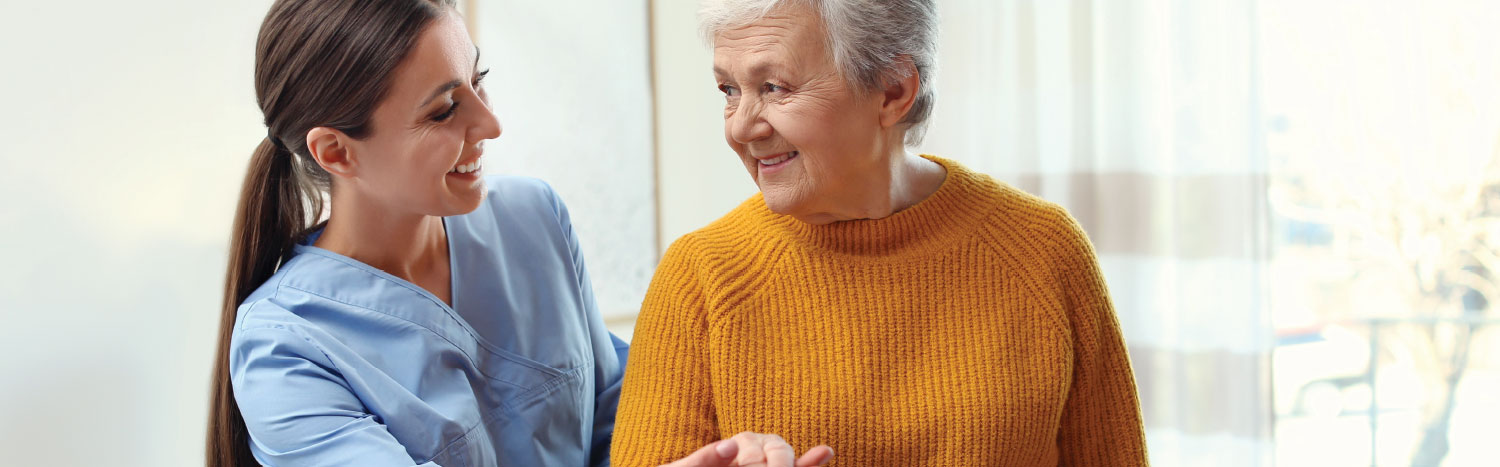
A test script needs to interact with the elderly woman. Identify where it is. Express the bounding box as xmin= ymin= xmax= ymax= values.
xmin=613 ymin=0 xmax=1148 ymax=465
